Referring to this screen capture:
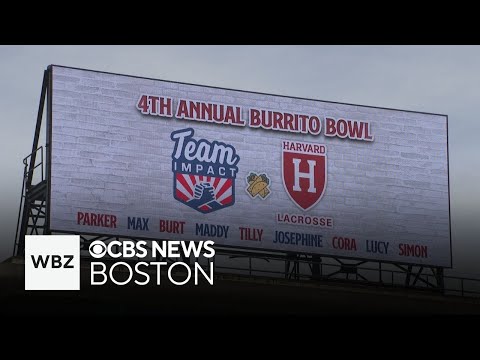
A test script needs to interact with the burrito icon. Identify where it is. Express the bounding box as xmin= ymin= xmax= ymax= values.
xmin=246 ymin=172 xmax=271 ymax=199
